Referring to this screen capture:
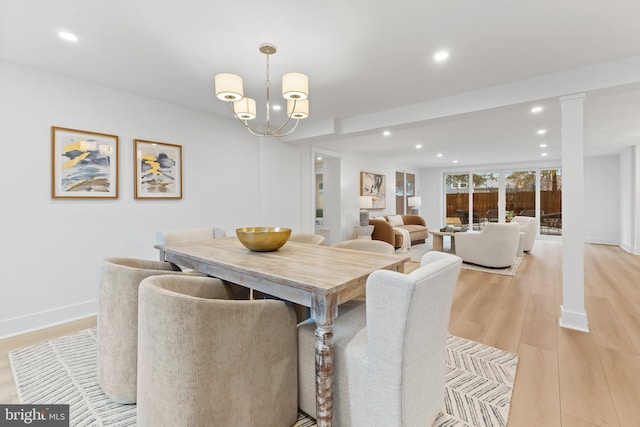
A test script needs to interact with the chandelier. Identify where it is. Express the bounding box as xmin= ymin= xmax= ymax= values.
xmin=214 ymin=43 xmax=309 ymax=137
